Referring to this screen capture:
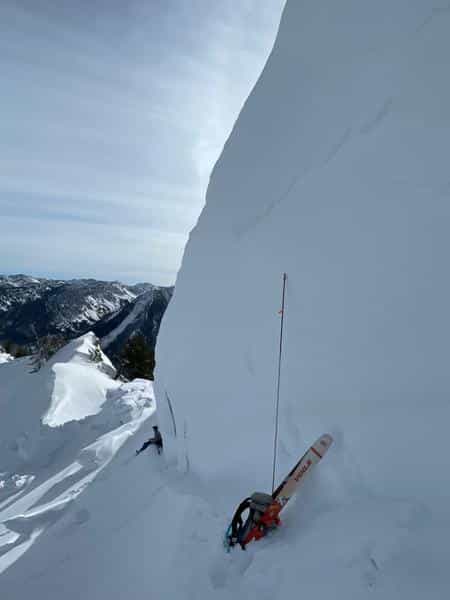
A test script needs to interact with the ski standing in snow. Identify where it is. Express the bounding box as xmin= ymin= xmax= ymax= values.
xmin=225 ymin=434 xmax=333 ymax=550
